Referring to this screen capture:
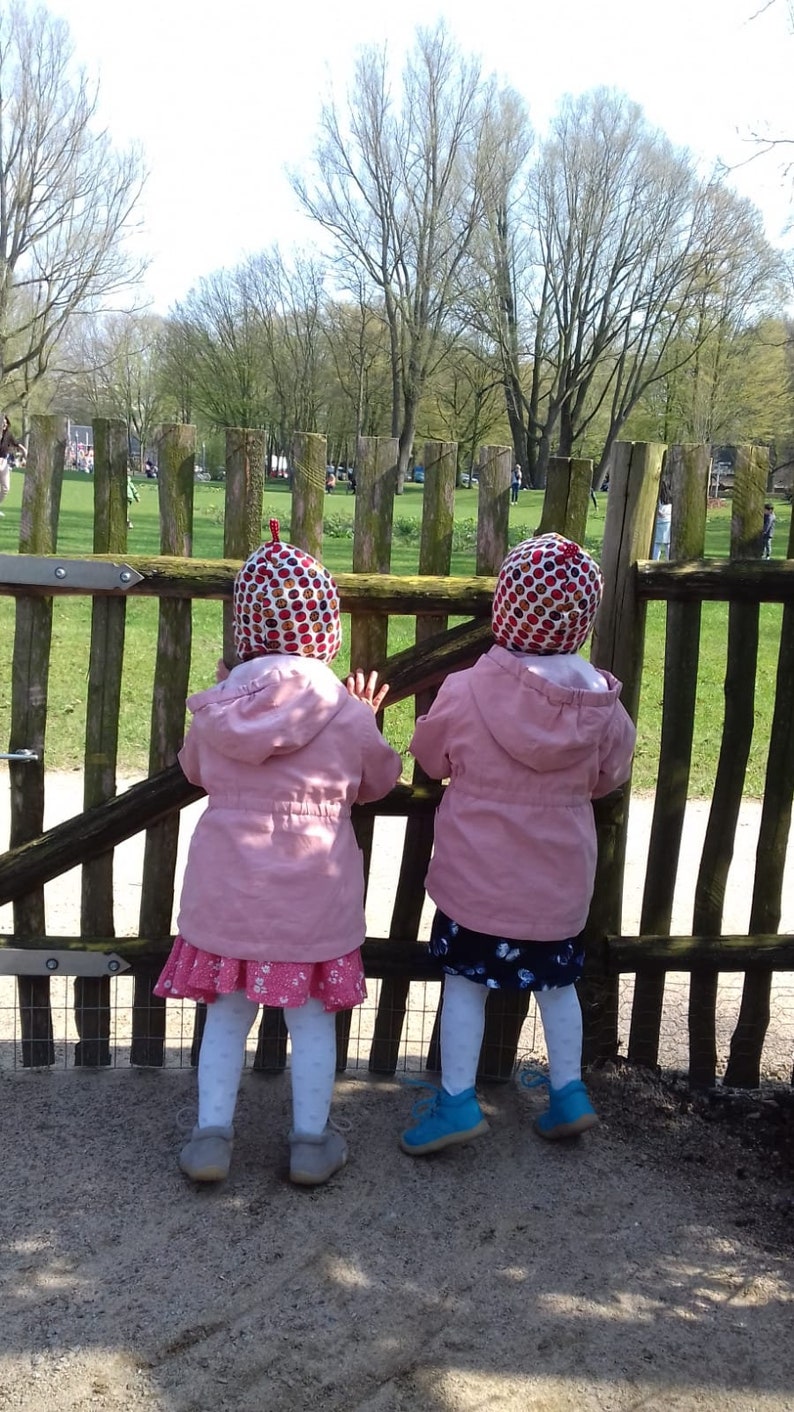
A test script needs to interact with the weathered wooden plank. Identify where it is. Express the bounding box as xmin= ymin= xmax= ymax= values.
xmin=10 ymin=415 xmax=66 ymax=1065
xmin=222 ymin=427 xmax=266 ymax=662
xmin=10 ymin=554 xmax=794 ymax=607
xmin=689 ymin=445 xmax=767 ymax=1089
xmin=538 ymin=457 xmax=593 ymax=545
xmin=629 ymin=444 xmax=709 ymax=1070
xmin=636 ymin=560 xmax=794 ymax=601
xmin=606 ymin=934 xmax=794 ymax=972
xmin=350 ymin=436 xmax=398 ymax=672
xmin=290 ymin=431 xmax=325 ymax=560
xmin=6 ymin=932 xmax=794 ymax=975
xmin=584 ymin=442 xmax=664 ymax=1064
xmin=76 ymin=417 xmax=129 ymax=1066
xmin=724 ymin=503 xmax=794 ymax=1087
xmin=346 ymin=436 xmax=399 ymax=1071
xmin=370 ymin=441 xmax=456 ymax=1076
xmin=132 ymin=424 xmax=195 ymax=1067
xmin=476 ymin=444 xmax=511 ymax=575
xmin=0 ymin=555 xmax=497 ymax=615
